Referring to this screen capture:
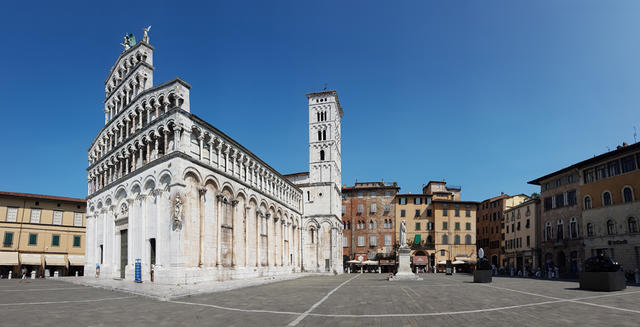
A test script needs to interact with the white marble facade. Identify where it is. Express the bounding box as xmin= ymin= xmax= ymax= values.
xmin=85 ymin=36 xmax=342 ymax=284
